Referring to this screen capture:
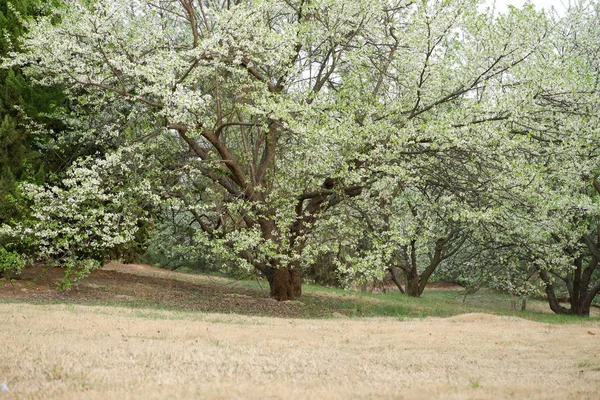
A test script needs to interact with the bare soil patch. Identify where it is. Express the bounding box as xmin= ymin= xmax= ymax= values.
xmin=424 ymin=282 xmax=465 ymax=290
xmin=0 ymin=303 xmax=599 ymax=399
xmin=2 ymin=262 xmax=597 ymax=318
xmin=0 ymin=263 xmax=306 ymax=318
